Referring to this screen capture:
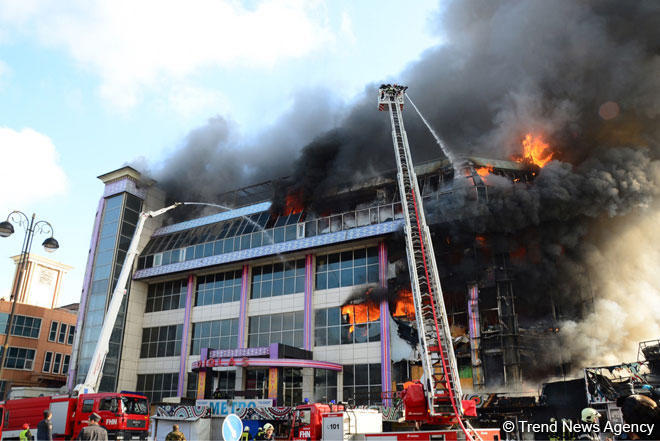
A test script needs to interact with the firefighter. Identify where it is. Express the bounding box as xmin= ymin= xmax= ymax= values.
xmin=20 ymin=423 xmax=34 ymax=441
xmin=577 ymin=408 xmax=601 ymax=441
xmin=165 ymin=424 xmax=187 ymax=441
xmin=240 ymin=426 xmax=250 ymax=441
xmin=256 ymin=423 xmax=275 ymax=440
